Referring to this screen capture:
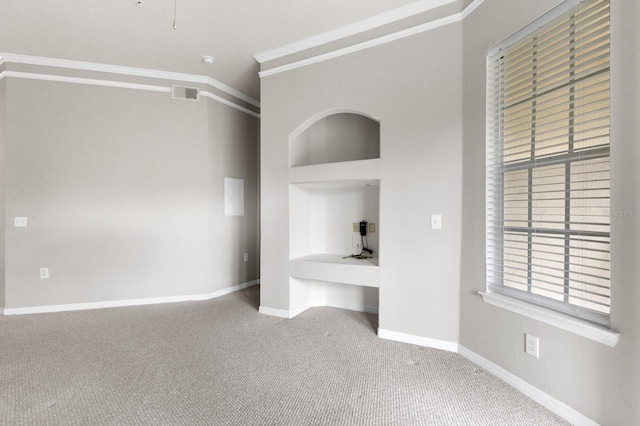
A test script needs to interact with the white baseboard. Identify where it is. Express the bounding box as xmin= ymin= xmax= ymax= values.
xmin=2 ymin=280 xmax=259 ymax=315
xmin=260 ymin=299 xmax=379 ymax=319
xmin=291 ymin=299 xmax=378 ymax=318
xmin=374 ymin=329 xmax=597 ymax=425
xmin=377 ymin=328 xmax=459 ymax=353
xmin=326 ymin=299 xmax=379 ymax=315
xmin=289 ymin=302 xmax=315 ymax=318
xmin=258 ymin=306 xmax=291 ymax=318
xmin=458 ymin=346 xmax=599 ymax=426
